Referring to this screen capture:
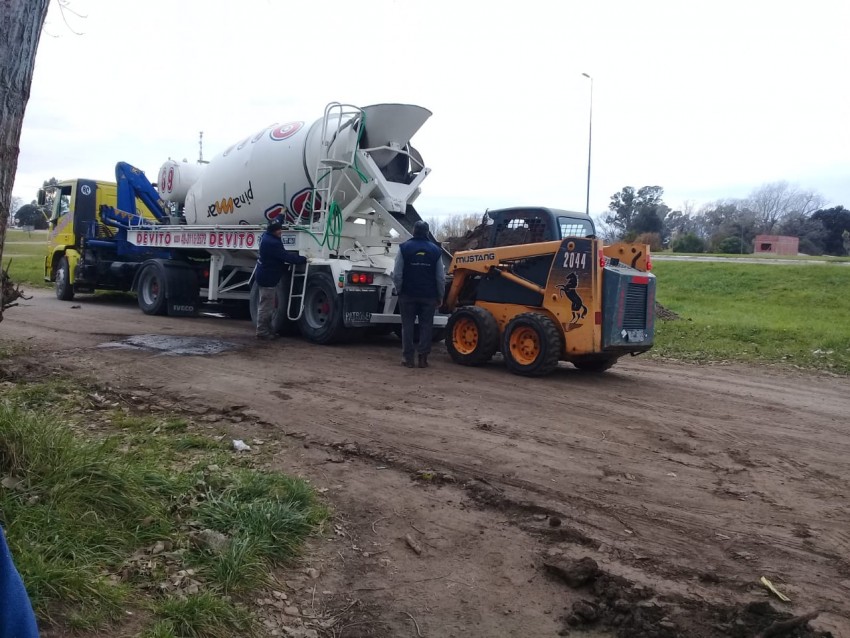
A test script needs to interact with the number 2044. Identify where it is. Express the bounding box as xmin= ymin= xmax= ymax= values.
xmin=562 ymin=251 xmax=587 ymax=269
